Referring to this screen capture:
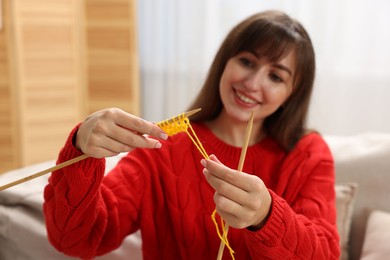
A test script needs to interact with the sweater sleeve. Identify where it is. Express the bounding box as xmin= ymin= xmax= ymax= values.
xmin=43 ymin=125 xmax=141 ymax=259
xmin=244 ymin=134 xmax=340 ymax=259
